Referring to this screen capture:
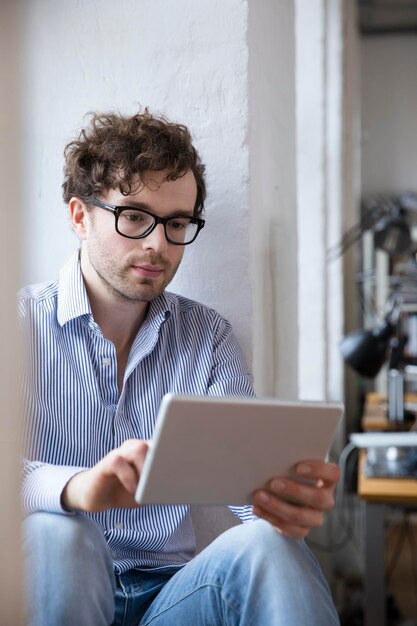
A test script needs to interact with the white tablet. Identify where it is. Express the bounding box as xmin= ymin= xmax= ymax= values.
xmin=135 ymin=394 xmax=344 ymax=506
